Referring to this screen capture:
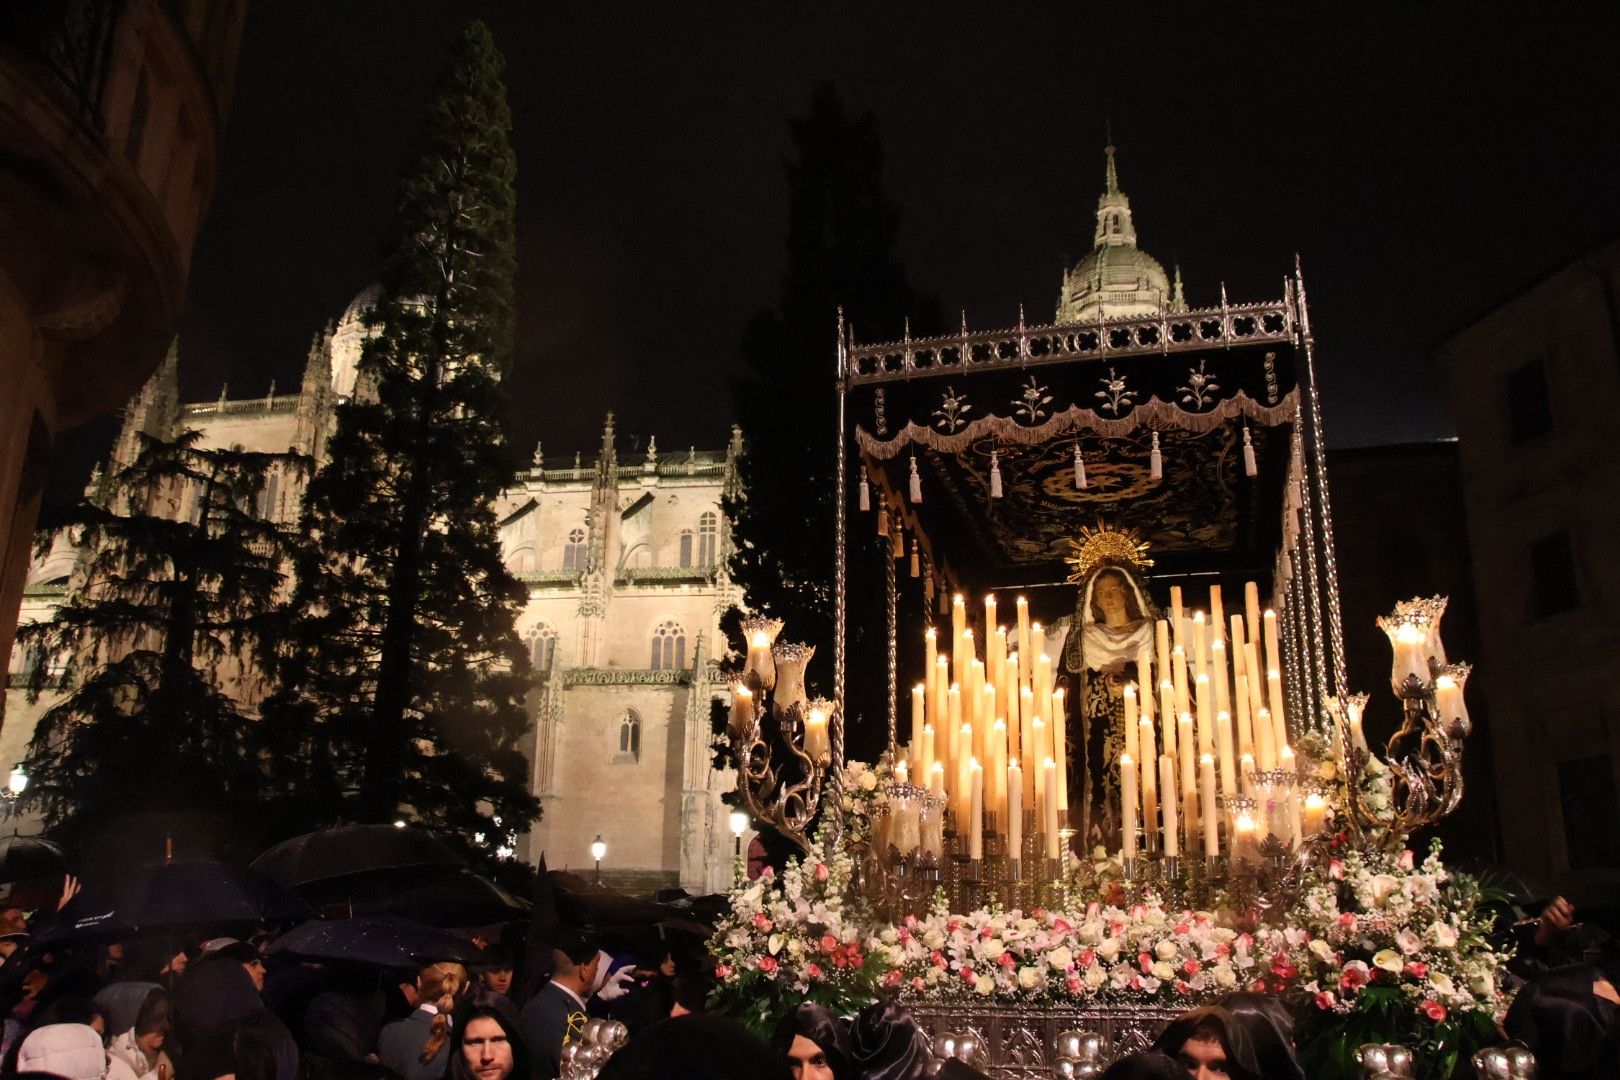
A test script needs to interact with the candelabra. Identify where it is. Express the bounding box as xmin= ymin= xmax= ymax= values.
xmin=1343 ymin=597 xmax=1472 ymax=847
xmin=729 ymin=617 xmax=844 ymax=854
